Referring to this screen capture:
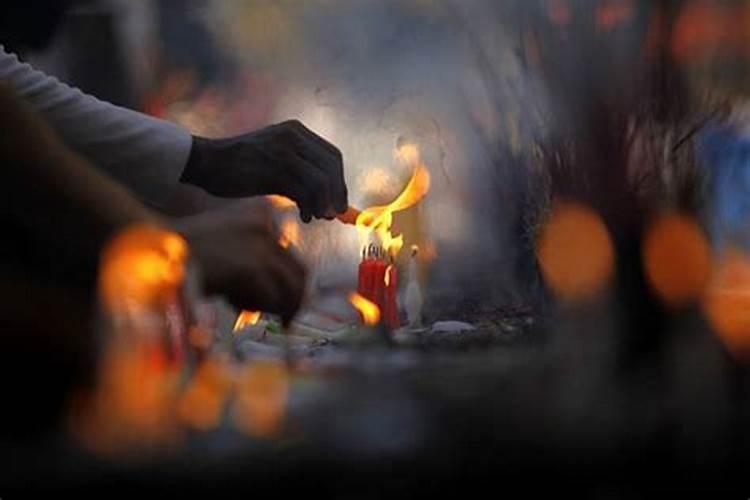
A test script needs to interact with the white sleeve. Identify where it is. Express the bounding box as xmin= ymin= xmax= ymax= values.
xmin=0 ymin=46 xmax=192 ymax=208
